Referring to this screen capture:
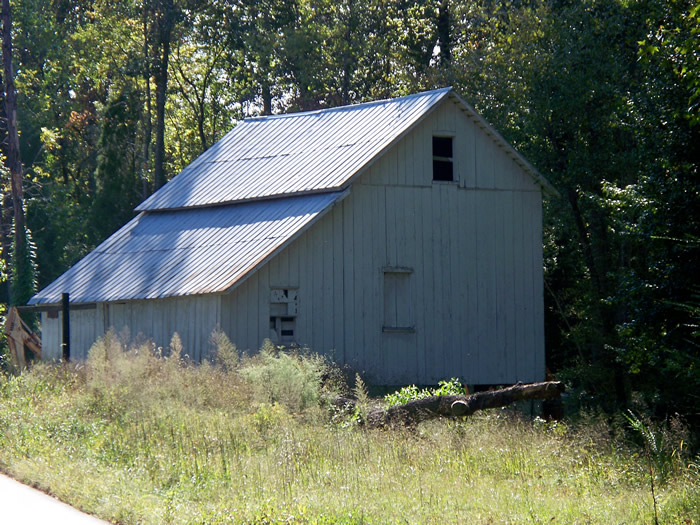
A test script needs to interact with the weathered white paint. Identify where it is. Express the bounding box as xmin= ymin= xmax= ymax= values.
xmin=40 ymin=295 xmax=221 ymax=362
xmin=39 ymin=312 xmax=61 ymax=361
xmin=40 ymin=97 xmax=545 ymax=385
xmin=219 ymin=98 xmax=545 ymax=385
